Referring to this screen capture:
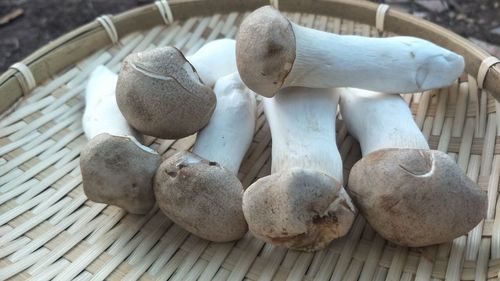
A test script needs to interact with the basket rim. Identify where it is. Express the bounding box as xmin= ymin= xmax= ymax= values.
xmin=0 ymin=0 xmax=499 ymax=115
